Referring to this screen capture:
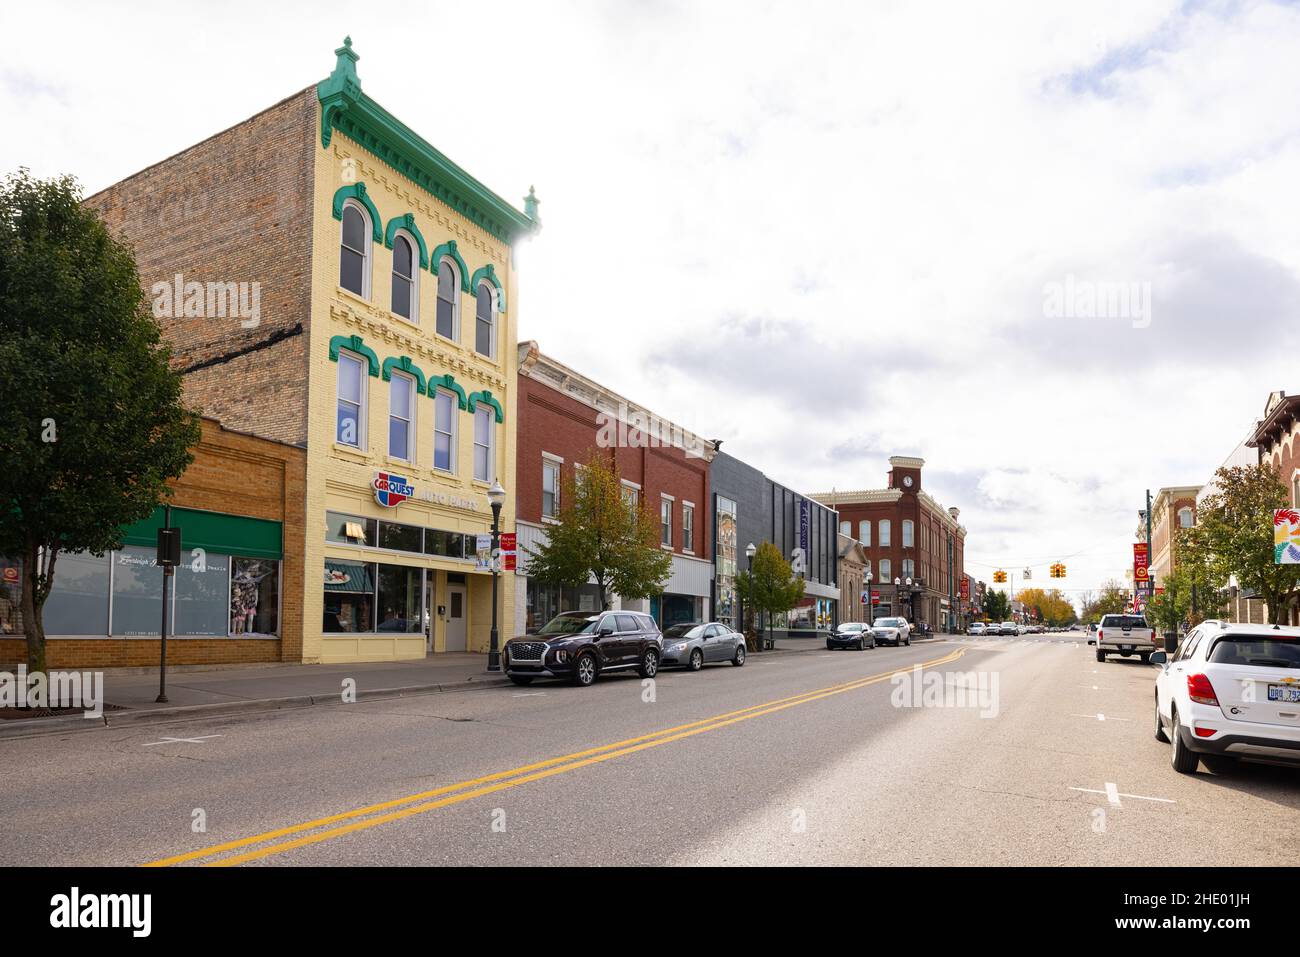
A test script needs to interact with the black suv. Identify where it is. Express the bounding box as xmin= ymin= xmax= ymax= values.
xmin=504 ymin=610 xmax=663 ymax=687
